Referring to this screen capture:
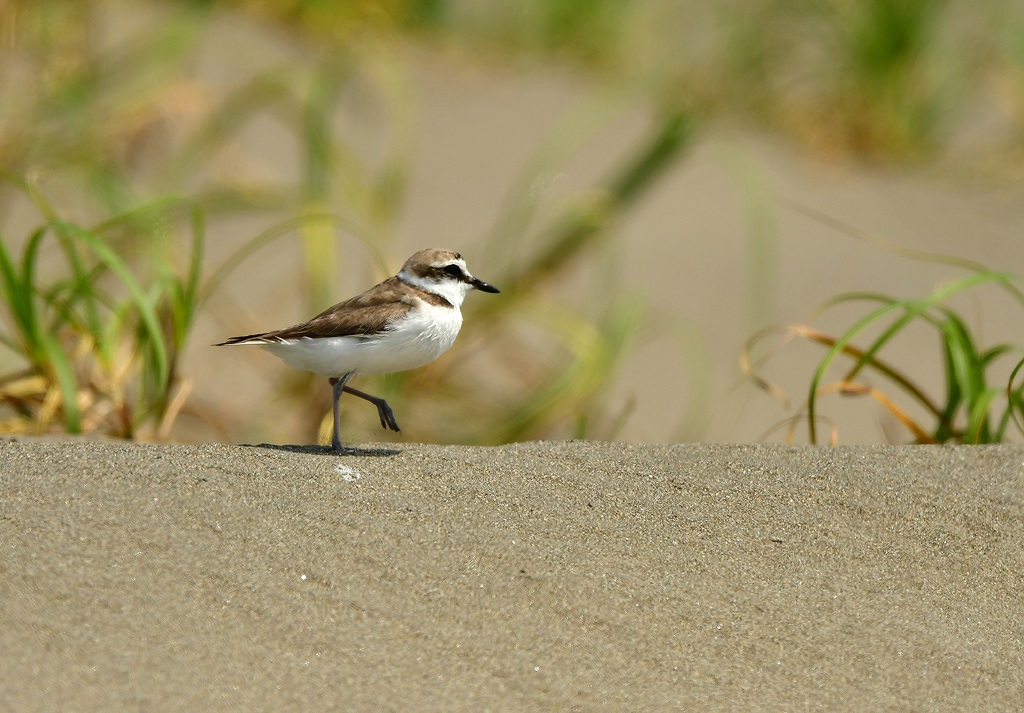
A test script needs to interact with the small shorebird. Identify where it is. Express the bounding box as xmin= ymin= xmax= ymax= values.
xmin=216 ymin=248 xmax=499 ymax=453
